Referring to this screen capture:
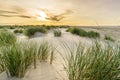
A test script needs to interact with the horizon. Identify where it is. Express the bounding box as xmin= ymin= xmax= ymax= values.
xmin=0 ymin=0 xmax=120 ymax=26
